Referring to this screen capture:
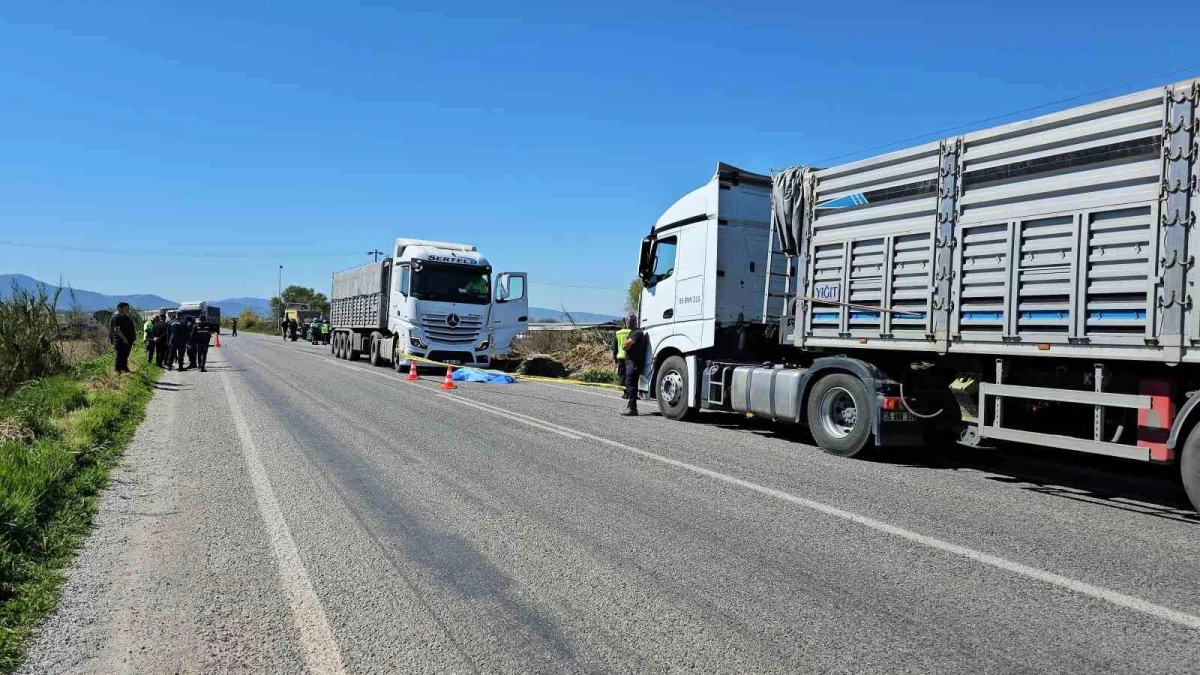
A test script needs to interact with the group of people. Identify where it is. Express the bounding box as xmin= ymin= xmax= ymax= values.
xmin=142 ymin=311 xmax=213 ymax=372
xmin=612 ymin=314 xmax=648 ymax=416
